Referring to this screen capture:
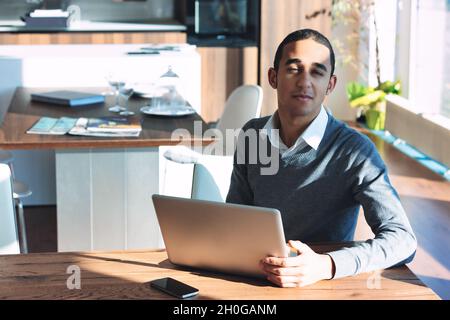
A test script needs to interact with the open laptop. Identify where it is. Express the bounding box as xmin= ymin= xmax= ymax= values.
xmin=152 ymin=194 xmax=290 ymax=278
